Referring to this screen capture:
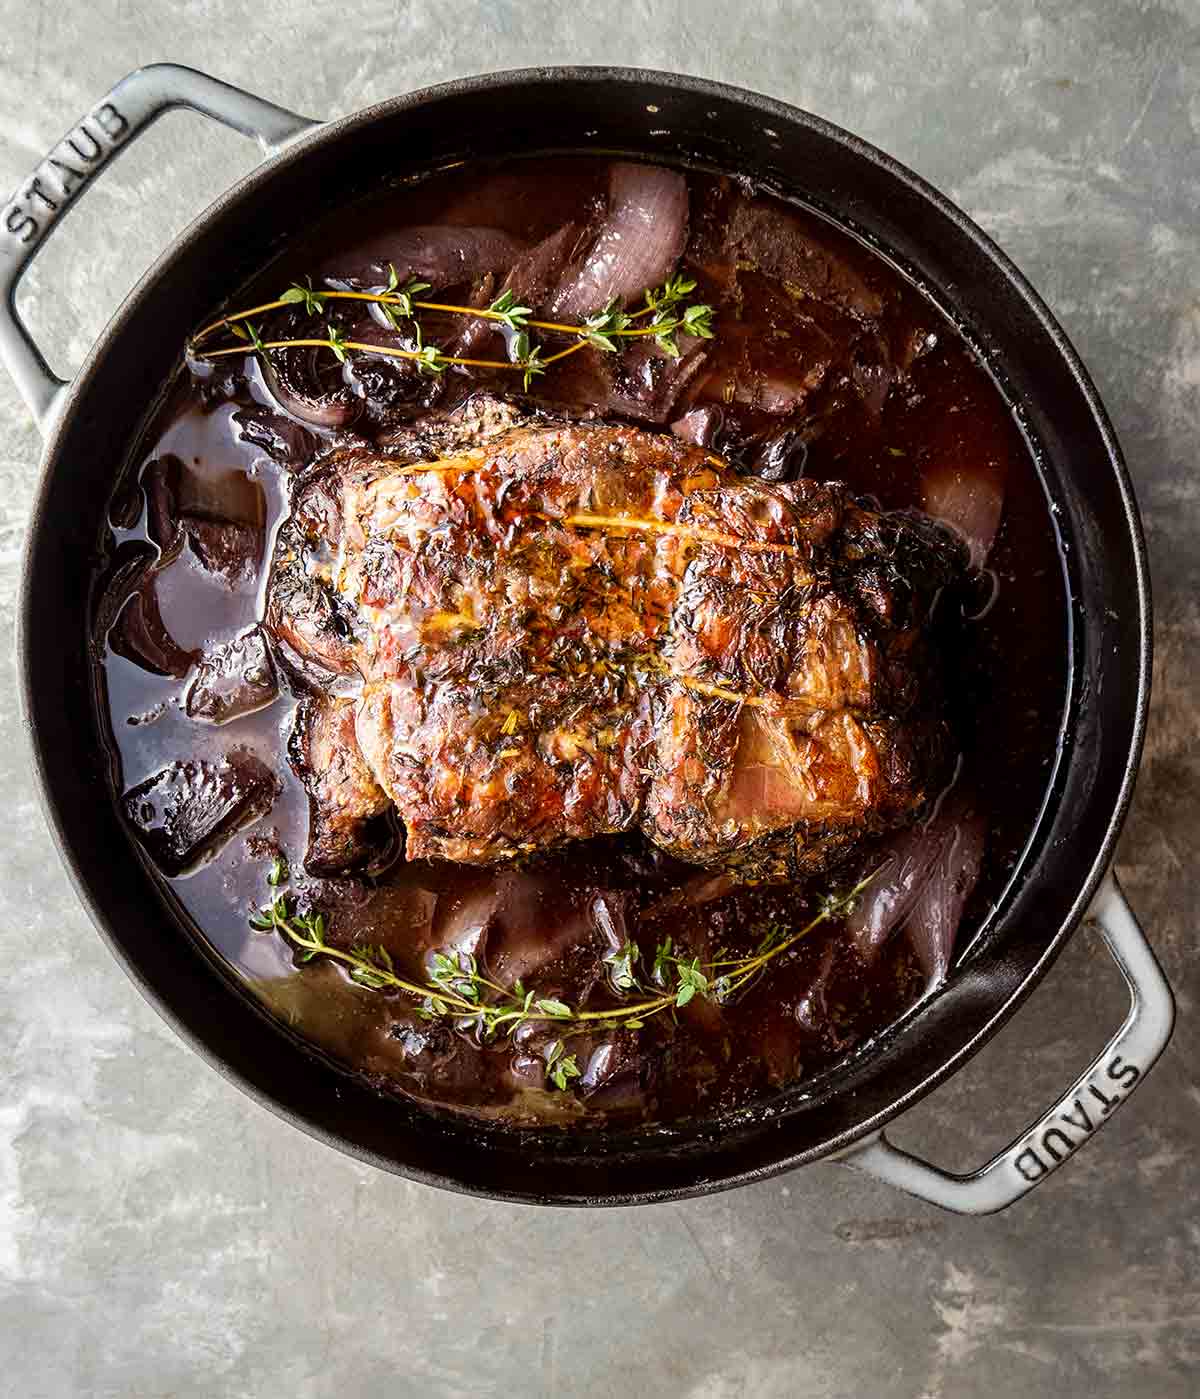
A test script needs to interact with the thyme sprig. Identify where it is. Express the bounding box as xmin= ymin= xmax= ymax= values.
xmin=190 ymin=269 xmax=714 ymax=383
xmin=249 ymin=871 xmax=873 ymax=1090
